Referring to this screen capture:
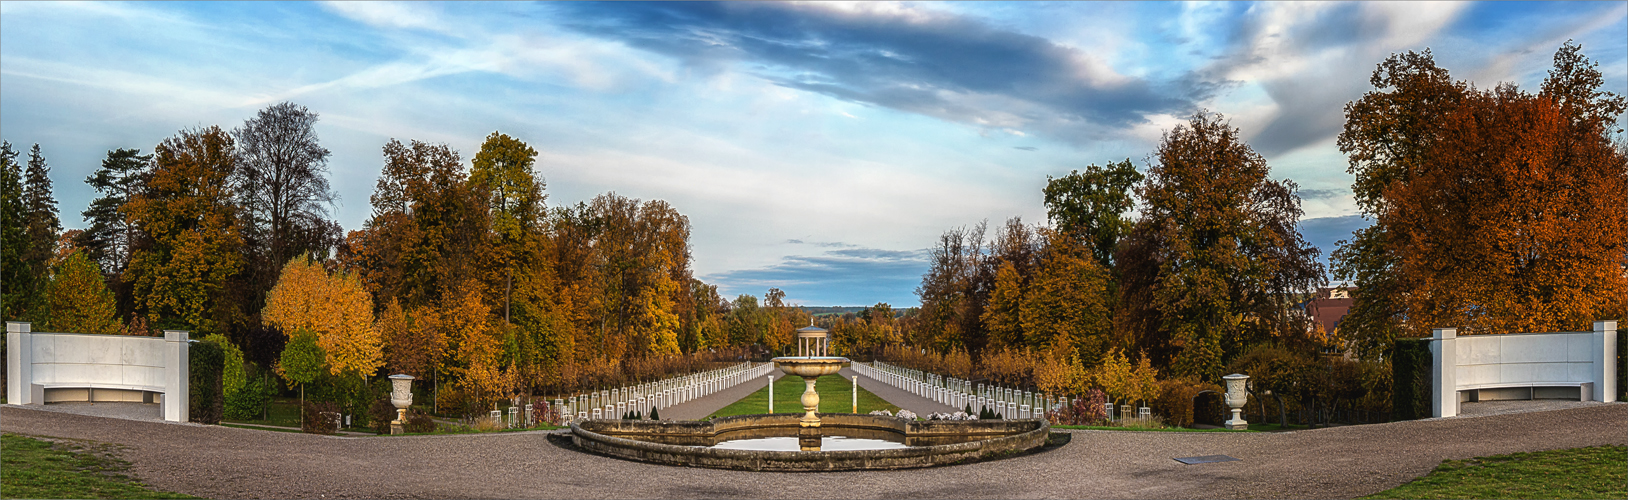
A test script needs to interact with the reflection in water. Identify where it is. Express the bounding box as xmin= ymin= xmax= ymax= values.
xmin=713 ymin=435 xmax=910 ymax=451
xmin=606 ymin=425 xmax=996 ymax=450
